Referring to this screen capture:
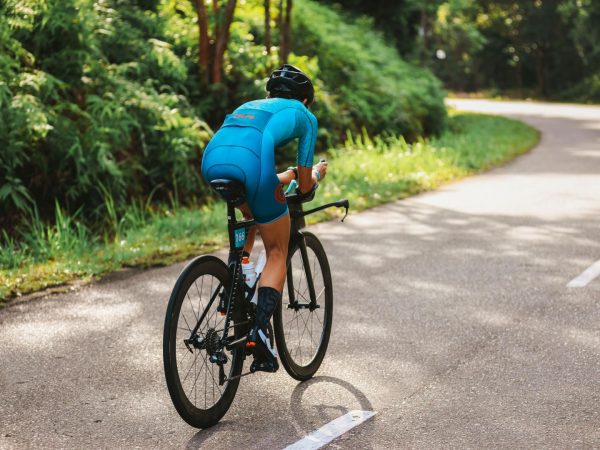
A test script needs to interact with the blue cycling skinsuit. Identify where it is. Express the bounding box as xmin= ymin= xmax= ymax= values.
xmin=201 ymin=98 xmax=318 ymax=224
